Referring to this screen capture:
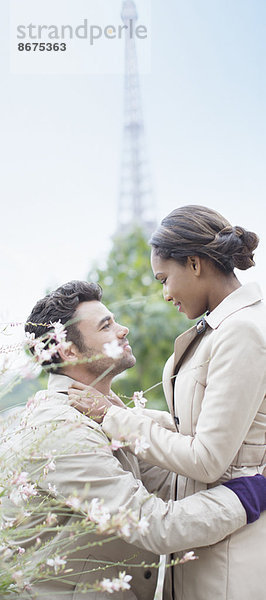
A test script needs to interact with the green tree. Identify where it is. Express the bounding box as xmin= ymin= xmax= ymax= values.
xmin=88 ymin=227 xmax=193 ymax=410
